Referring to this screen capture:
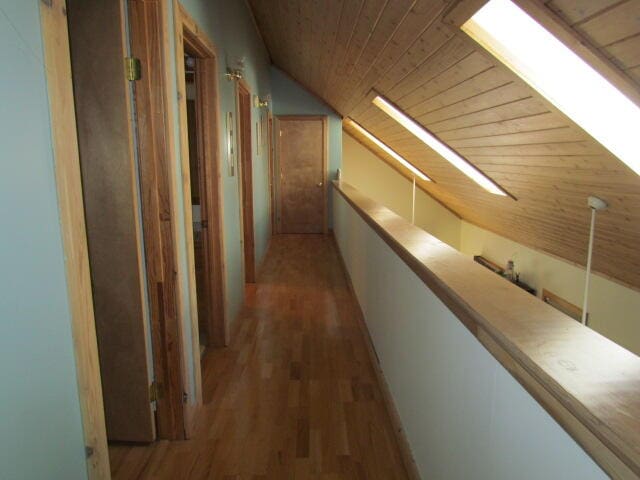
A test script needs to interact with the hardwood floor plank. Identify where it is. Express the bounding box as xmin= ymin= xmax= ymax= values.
xmin=110 ymin=234 xmax=410 ymax=479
